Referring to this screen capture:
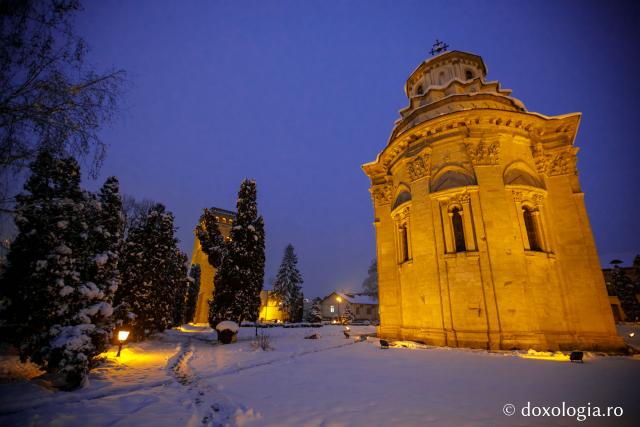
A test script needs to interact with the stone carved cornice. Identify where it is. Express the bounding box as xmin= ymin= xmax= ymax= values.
xmin=371 ymin=184 xmax=392 ymax=205
xmin=407 ymin=152 xmax=431 ymax=181
xmin=392 ymin=206 xmax=411 ymax=222
xmin=465 ymin=140 xmax=500 ymax=165
xmin=531 ymin=143 xmax=578 ymax=176
xmin=510 ymin=187 xmax=546 ymax=207
xmin=362 ymin=110 xmax=580 ymax=183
